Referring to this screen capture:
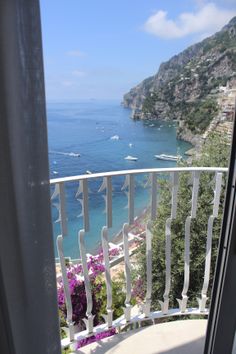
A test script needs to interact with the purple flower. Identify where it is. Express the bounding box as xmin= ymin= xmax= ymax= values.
xmin=58 ymin=254 xmax=109 ymax=328
xmin=77 ymin=329 xmax=116 ymax=349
